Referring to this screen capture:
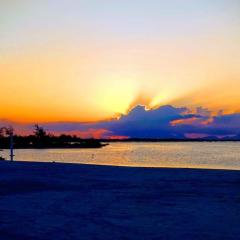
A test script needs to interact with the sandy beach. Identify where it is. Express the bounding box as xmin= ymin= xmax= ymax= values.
xmin=0 ymin=161 xmax=239 ymax=240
